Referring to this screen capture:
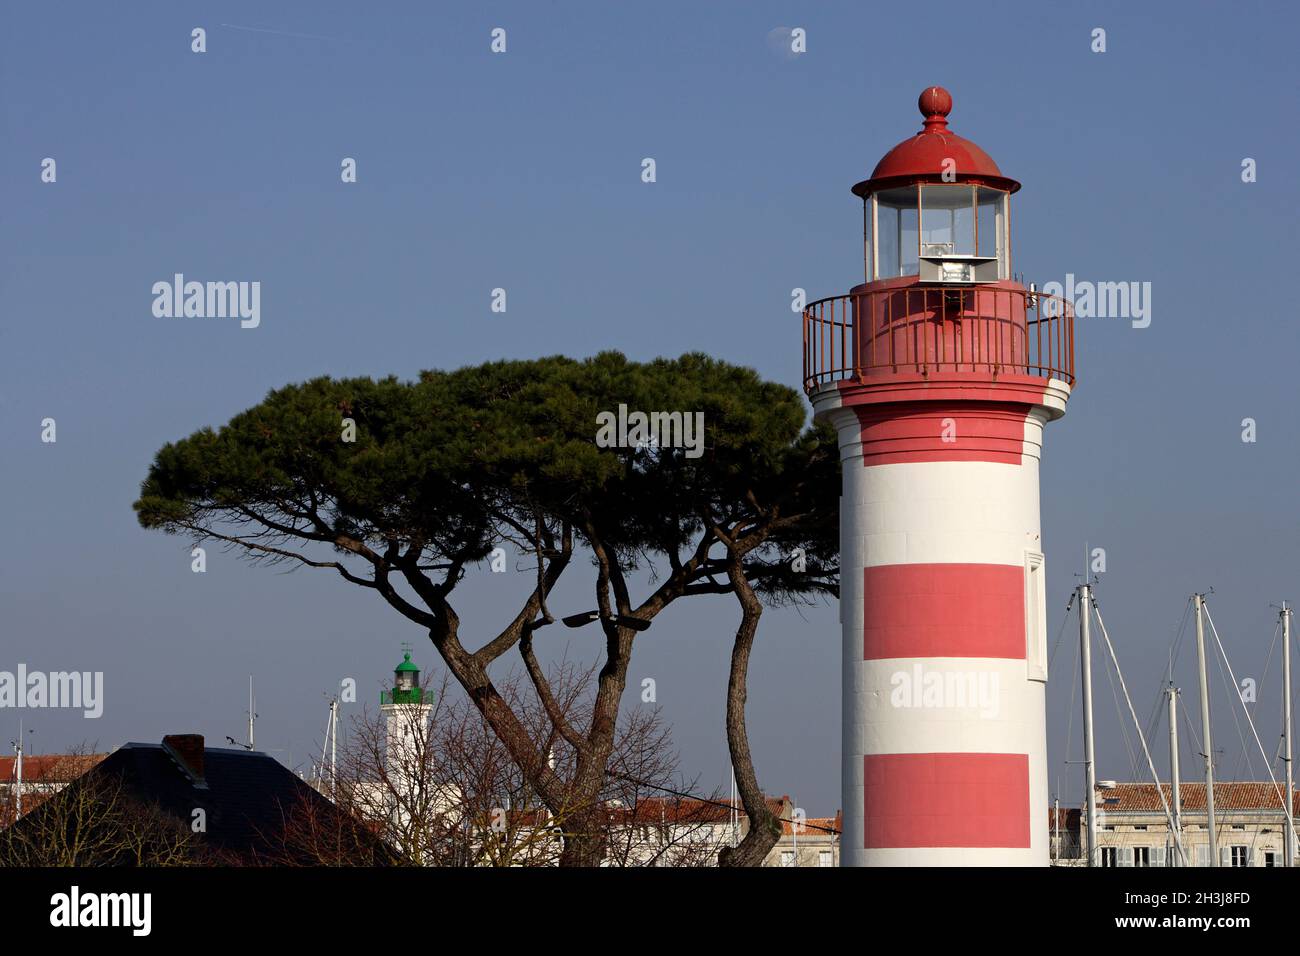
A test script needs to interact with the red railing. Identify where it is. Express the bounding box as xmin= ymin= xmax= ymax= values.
xmin=802 ymin=284 xmax=1075 ymax=394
